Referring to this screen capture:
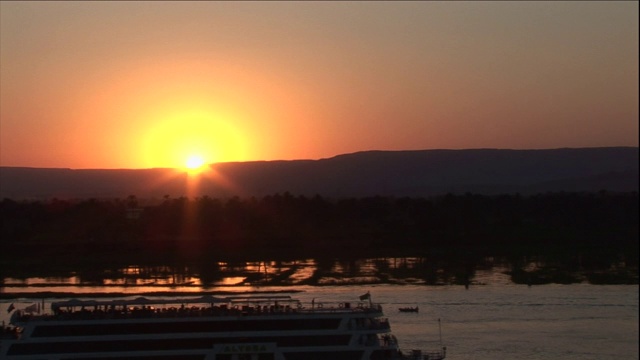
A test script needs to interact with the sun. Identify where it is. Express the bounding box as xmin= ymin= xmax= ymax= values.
xmin=185 ymin=154 xmax=206 ymax=172
xmin=141 ymin=108 xmax=248 ymax=170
